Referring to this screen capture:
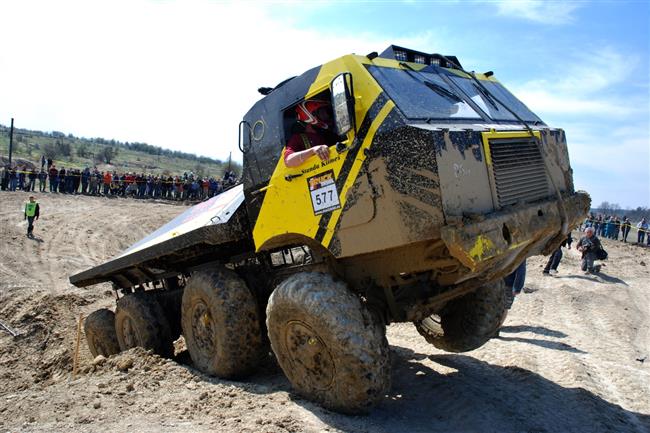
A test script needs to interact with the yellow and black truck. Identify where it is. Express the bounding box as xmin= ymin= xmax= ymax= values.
xmin=71 ymin=45 xmax=590 ymax=413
